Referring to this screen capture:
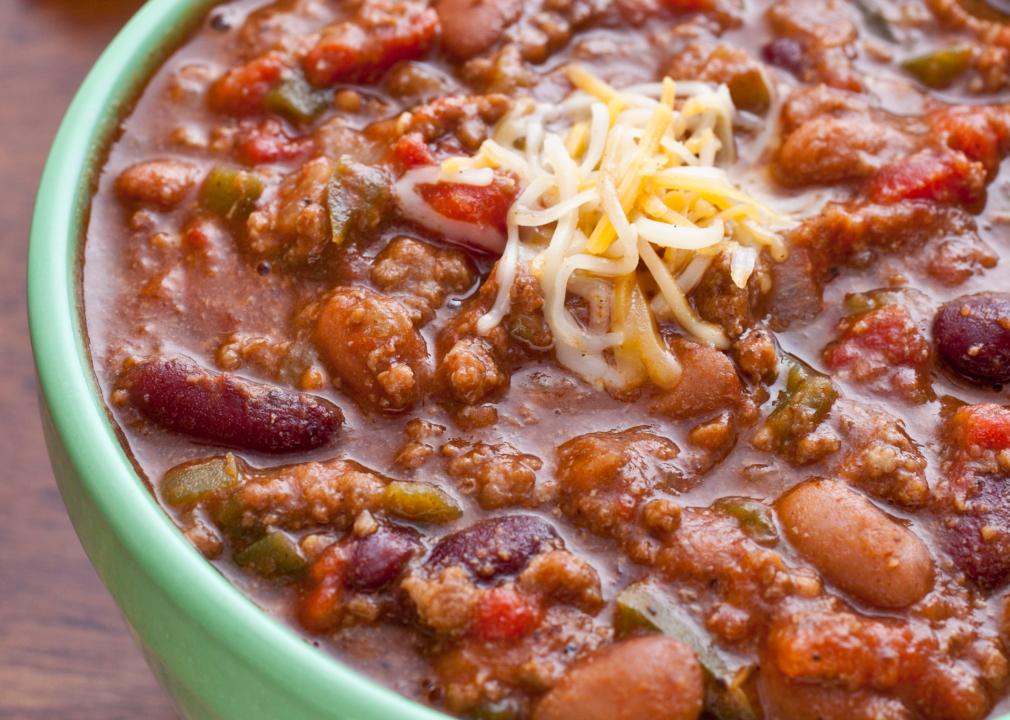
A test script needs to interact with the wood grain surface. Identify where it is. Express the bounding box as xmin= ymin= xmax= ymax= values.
xmin=0 ymin=2 xmax=178 ymax=718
